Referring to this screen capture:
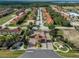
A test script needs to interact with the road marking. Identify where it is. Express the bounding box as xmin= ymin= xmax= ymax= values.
xmin=27 ymin=51 xmax=34 ymax=53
